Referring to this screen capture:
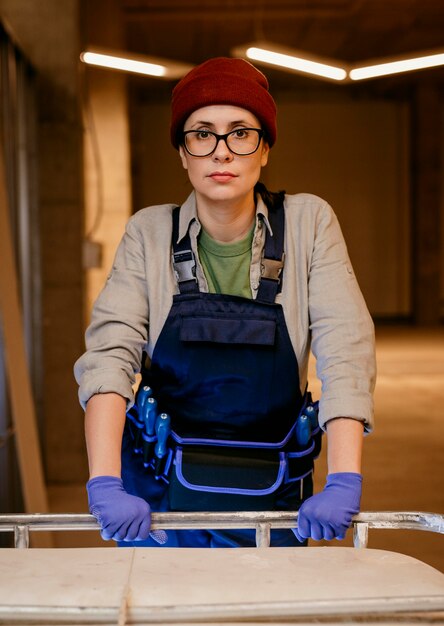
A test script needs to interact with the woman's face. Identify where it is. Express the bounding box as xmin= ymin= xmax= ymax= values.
xmin=179 ymin=105 xmax=269 ymax=207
